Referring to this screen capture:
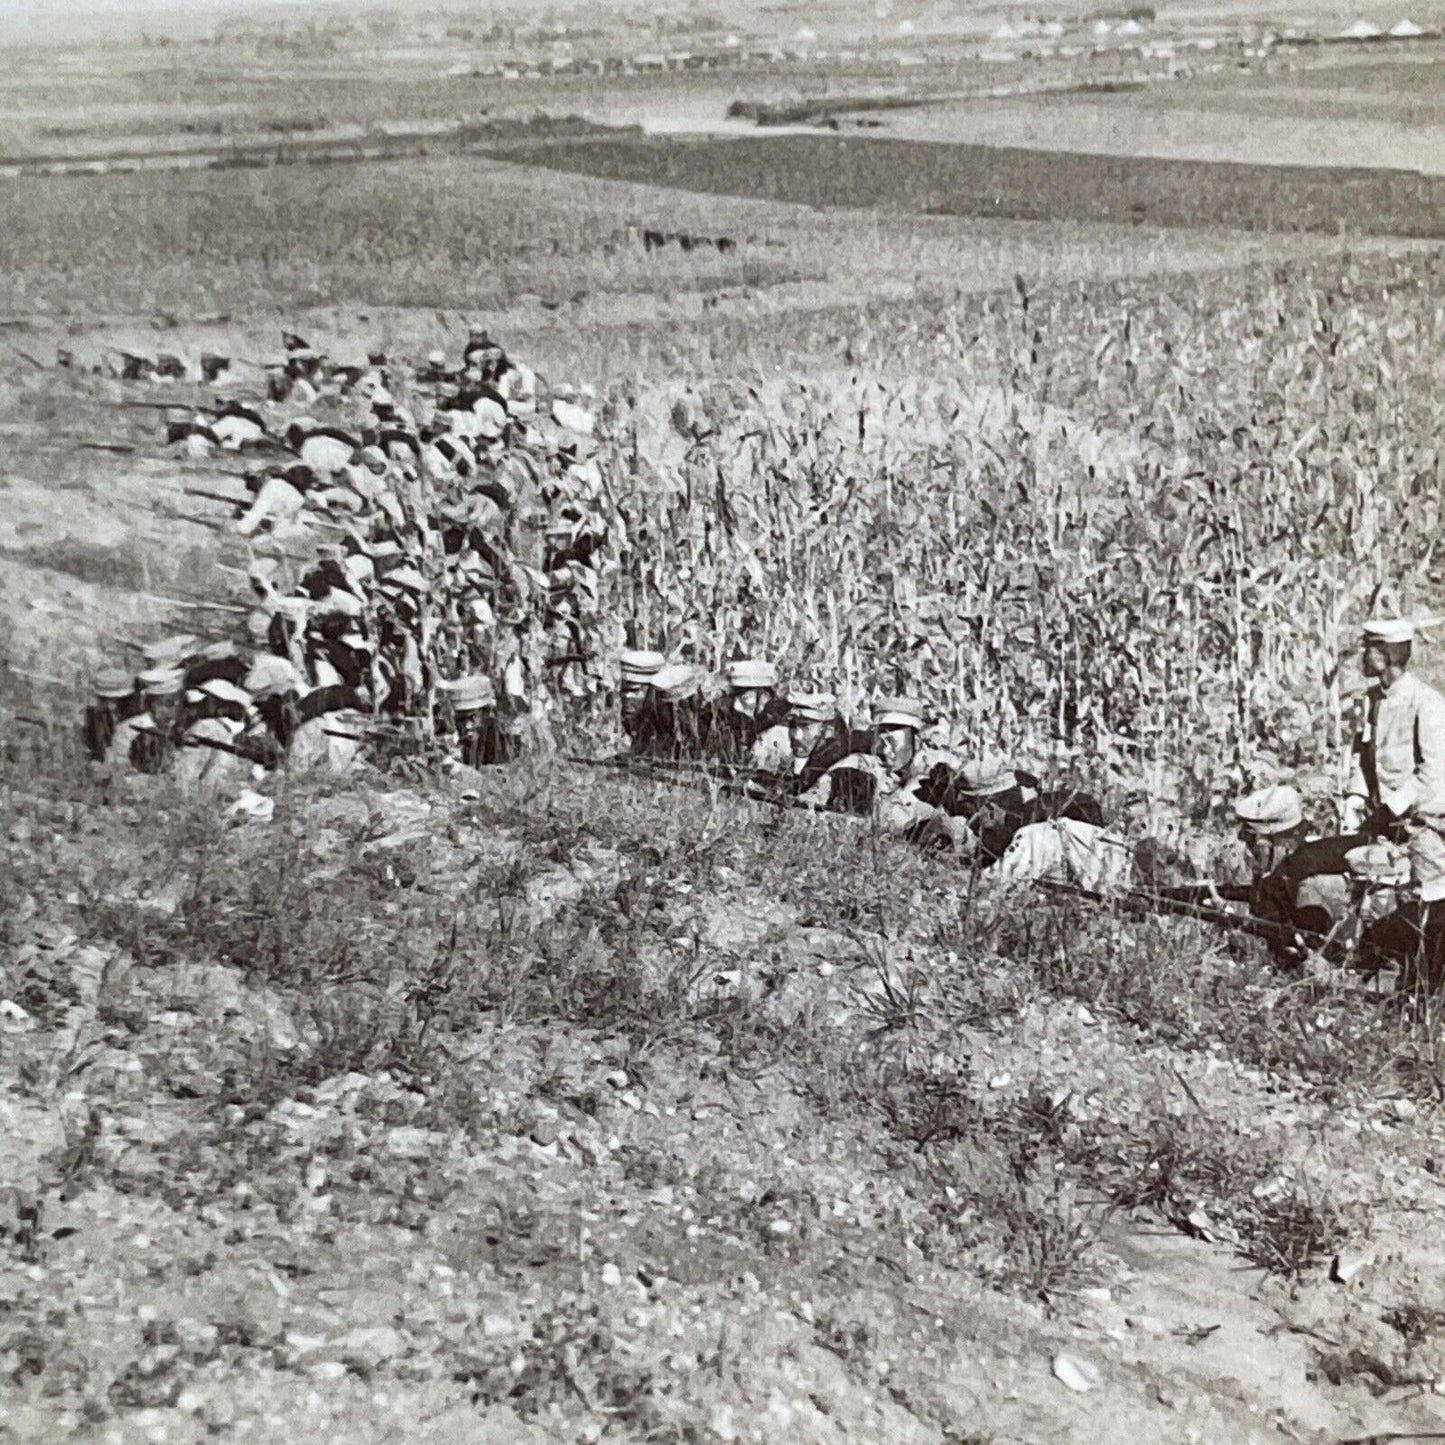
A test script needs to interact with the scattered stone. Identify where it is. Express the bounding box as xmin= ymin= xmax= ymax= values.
xmin=1052 ymin=1352 xmax=1100 ymax=1393
xmin=1183 ymin=1206 xmax=1215 ymax=1241
xmin=285 ymin=1331 xmax=330 ymax=1364
xmin=386 ymin=1126 xmax=441 ymax=1159
xmin=1331 ymin=1249 xmax=1375 ymax=1285
xmin=342 ymin=1326 xmax=404 ymax=1370
xmin=1392 ymin=1098 xmax=1419 ymax=1122
xmin=601 ymin=1262 xmax=623 ymax=1288
xmin=709 ymin=1404 xmax=739 ymax=1441
xmin=230 ymin=788 xmax=276 ymax=824
xmin=0 ymin=1000 xmax=34 ymax=1033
